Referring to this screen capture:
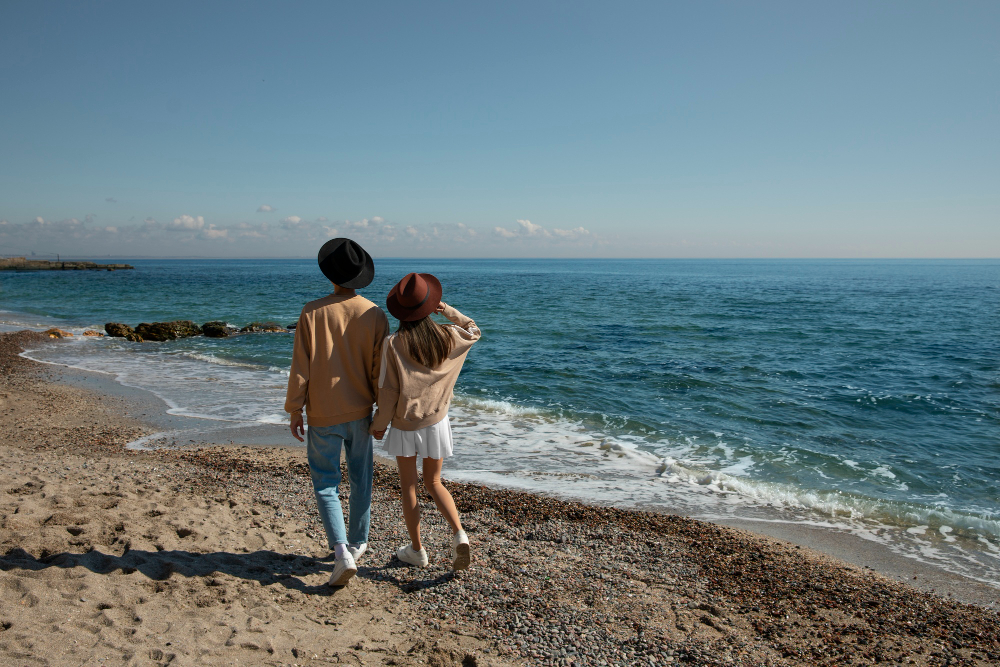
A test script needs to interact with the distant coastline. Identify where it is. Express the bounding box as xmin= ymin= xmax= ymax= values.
xmin=0 ymin=256 xmax=133 ymax=271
